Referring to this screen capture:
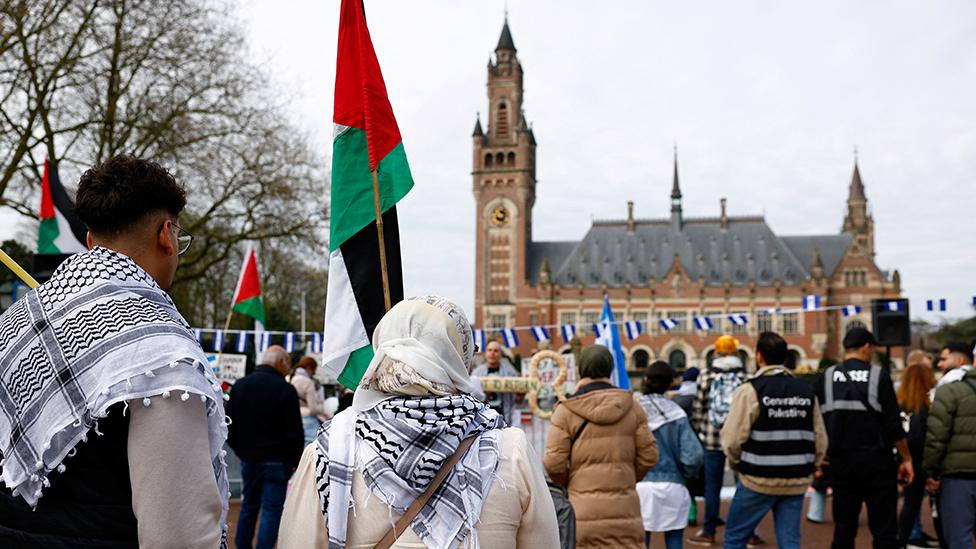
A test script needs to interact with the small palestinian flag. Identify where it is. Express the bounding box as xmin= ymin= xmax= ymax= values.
xmin=232 ymin=245 xmax=266 ymax=330
xmin=324 ymin=0 xmax=413 ymax=388
xmin=38 ymin=159 xmax=87 ymax=254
